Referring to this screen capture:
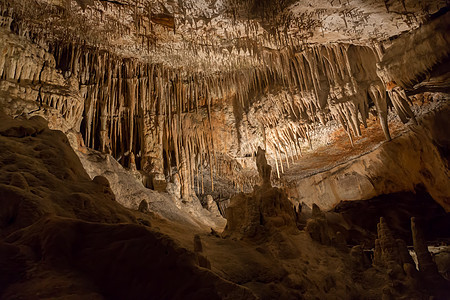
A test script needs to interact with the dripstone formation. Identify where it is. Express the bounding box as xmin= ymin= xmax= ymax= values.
xmin=0 ymin=0 xmax=449 ymax=299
